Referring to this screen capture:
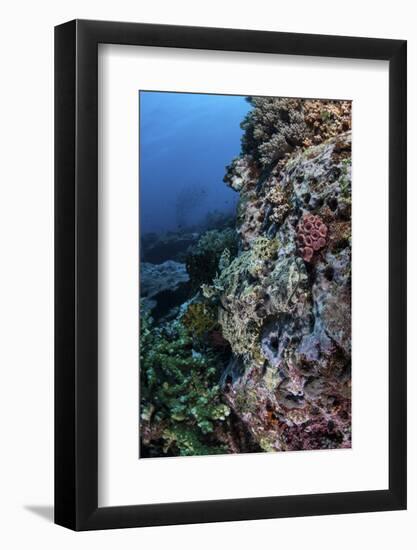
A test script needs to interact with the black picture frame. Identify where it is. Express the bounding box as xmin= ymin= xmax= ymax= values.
xmin=55 ymin=19 xmax=407 ymax=531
